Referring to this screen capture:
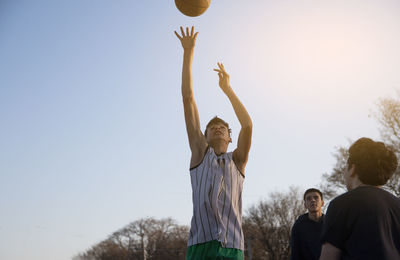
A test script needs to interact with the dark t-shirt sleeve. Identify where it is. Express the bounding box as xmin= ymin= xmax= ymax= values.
xmin=321 ymin=198 xmax=350 ymax=250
